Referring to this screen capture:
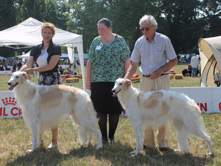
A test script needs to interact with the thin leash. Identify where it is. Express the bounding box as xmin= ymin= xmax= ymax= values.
xmin=155 ymin=77 xmax=161 ymax=90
